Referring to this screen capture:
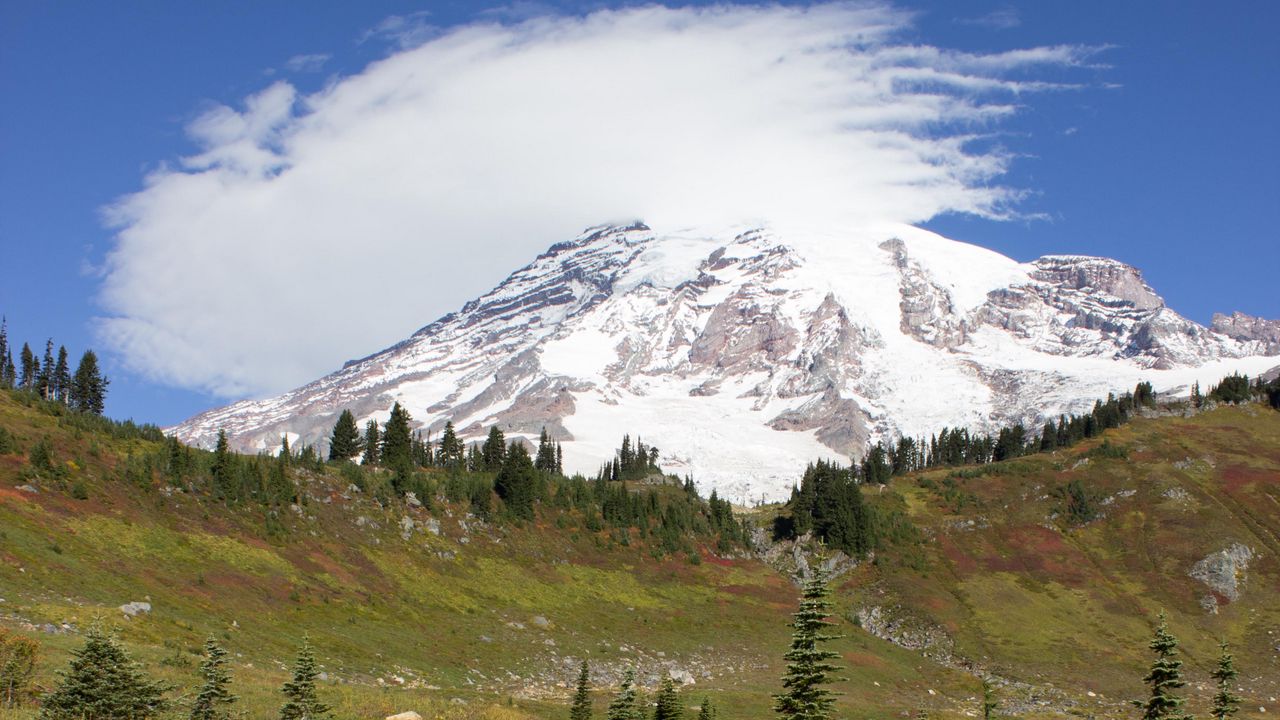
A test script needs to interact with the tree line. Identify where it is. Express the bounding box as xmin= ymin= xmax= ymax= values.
xmin=0 ymin=318 xmax=110 ymax=415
